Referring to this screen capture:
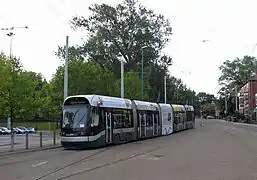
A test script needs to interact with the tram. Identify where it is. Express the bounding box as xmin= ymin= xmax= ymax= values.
xmin=60 ymin=95 xmax=195 ymax=149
